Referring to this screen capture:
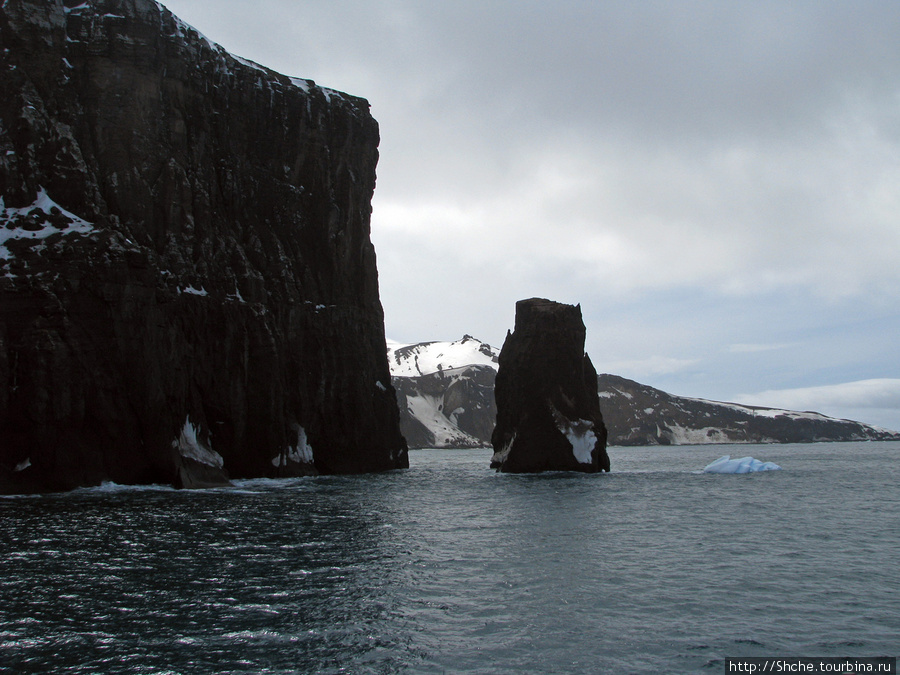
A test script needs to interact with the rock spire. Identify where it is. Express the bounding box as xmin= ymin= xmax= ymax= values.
xmin=491 ymin=298 xmax=609 ymax=473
